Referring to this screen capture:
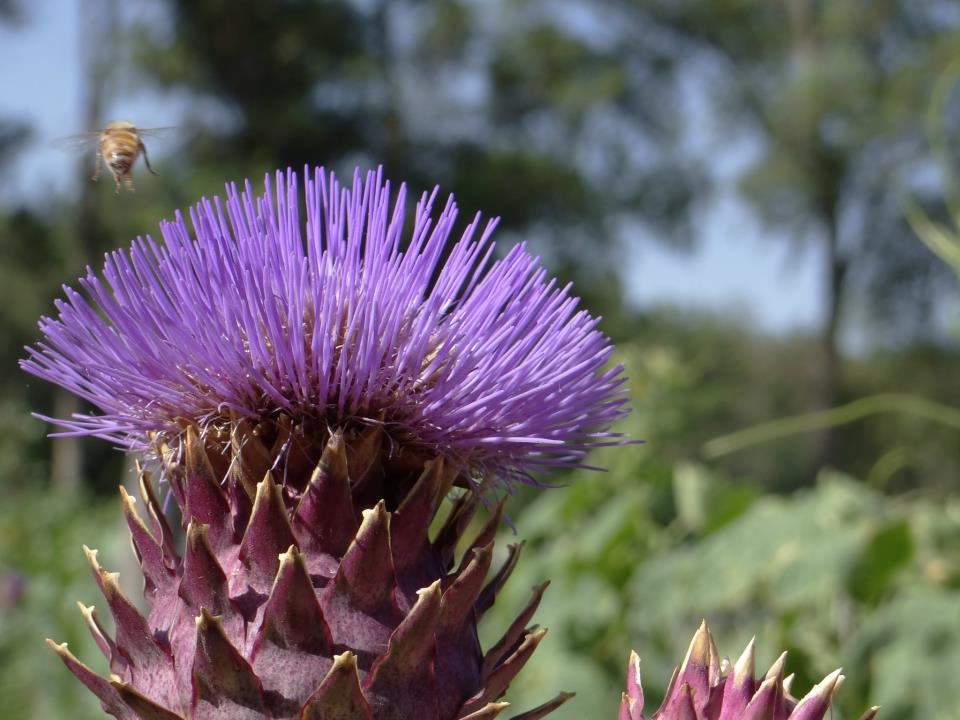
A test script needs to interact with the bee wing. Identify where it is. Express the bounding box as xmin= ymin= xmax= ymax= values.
xmin=133 ymin=126 xmax=179 ymax=140
xmin=51 ymin=132 xmax=102 ymax=153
